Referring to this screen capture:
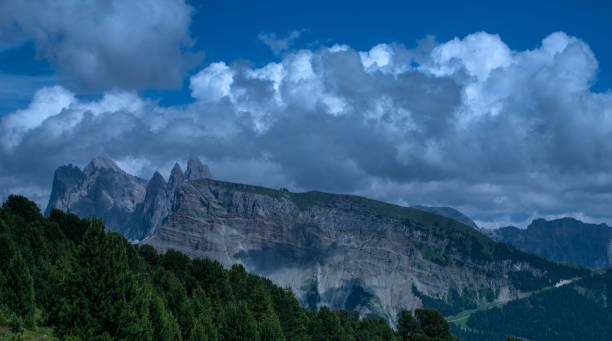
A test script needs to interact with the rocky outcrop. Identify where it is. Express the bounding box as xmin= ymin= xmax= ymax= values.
xmin=44 ymin=164 xmax=86 ymax=216
xmin=45 ymin=156 xmax=148 ymax=236
xmin=47 ymin=158 xmax=589 ymax=321
xmin=185 ymin=156 xmax=213 ymax=181
xmin=45 ymin=156 xmax=213 ymax=239
xmin=485 ymin=218 xmax=612 ymax=269
xmin=411 ymin=205 xmax=478 ymax=228
xmin=135 ymin=171 xmax=170 ymax=240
